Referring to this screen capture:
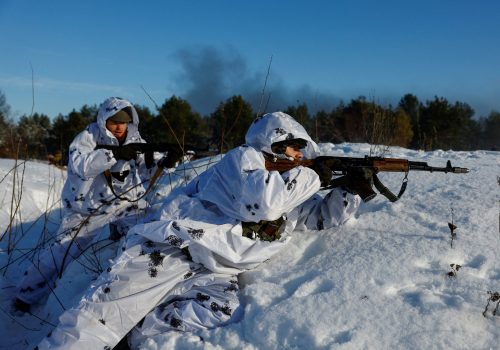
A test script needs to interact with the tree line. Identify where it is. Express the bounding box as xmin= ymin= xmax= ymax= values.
xmin=0 ymin=90 xmax=498 ymax=164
